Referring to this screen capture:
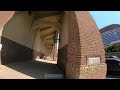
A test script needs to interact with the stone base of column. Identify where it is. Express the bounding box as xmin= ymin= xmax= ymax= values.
xmin=66 ymin=62 xmax=107 ymax=79
xmin=53 ymin=43 xmax=57 ymax=61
